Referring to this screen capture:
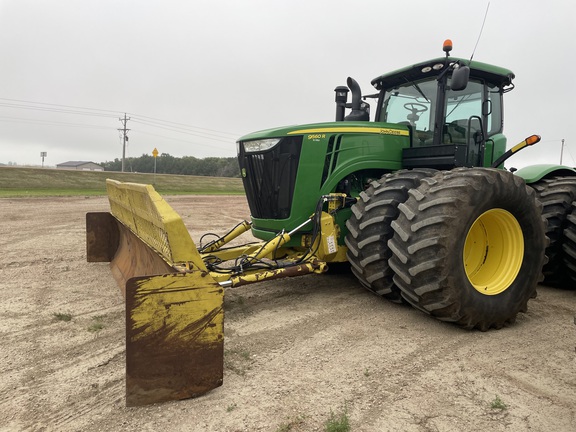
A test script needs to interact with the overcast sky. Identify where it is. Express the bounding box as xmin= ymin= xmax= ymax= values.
xmin=0 ymin=0 xmax=574 ymax=168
